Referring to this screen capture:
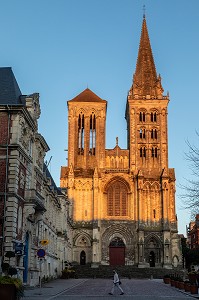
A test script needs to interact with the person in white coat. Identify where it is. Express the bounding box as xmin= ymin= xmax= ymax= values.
xmin=109 ymin=270 xmax=124 ymax=295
